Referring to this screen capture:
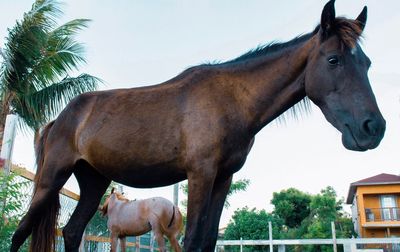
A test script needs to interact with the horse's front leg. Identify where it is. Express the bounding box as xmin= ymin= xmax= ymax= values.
xmin=110 ymin=232 xmax=118 ymax=252
xmin=203 ymin=175 xmax=233 ymax=251
xmin=184 ymin=160 xmax=218 ymax=252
